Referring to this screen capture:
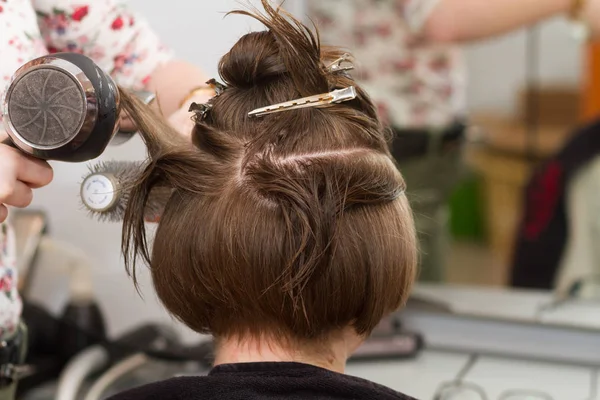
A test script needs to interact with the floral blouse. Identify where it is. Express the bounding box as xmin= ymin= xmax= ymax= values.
xmin=0 ymin=0 xmax=173 ymax=340
xmin=308 ymin=0 xmax=465 ymax=129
